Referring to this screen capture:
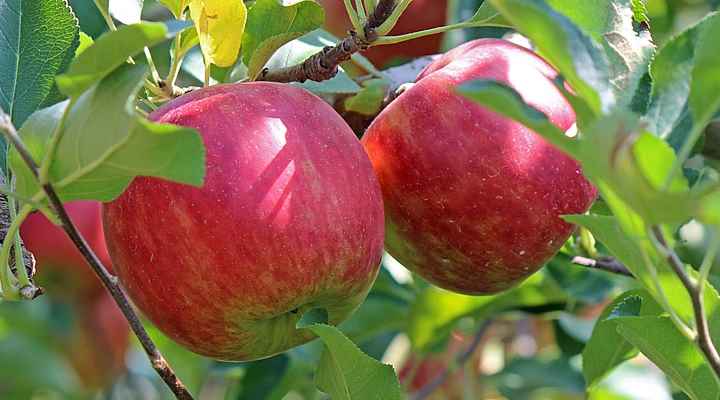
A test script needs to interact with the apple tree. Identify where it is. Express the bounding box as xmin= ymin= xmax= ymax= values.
xmin=0 ymin=0 xmax=719 ymax=399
